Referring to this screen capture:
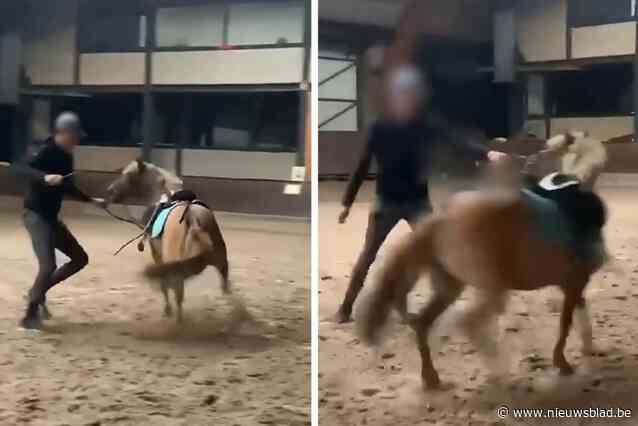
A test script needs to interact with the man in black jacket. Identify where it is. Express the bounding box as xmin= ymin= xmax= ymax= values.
xmin=11 ymin=111 xmax=104 ymax=329
xmin=336 ymin=66 xmax=507 ymax=323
